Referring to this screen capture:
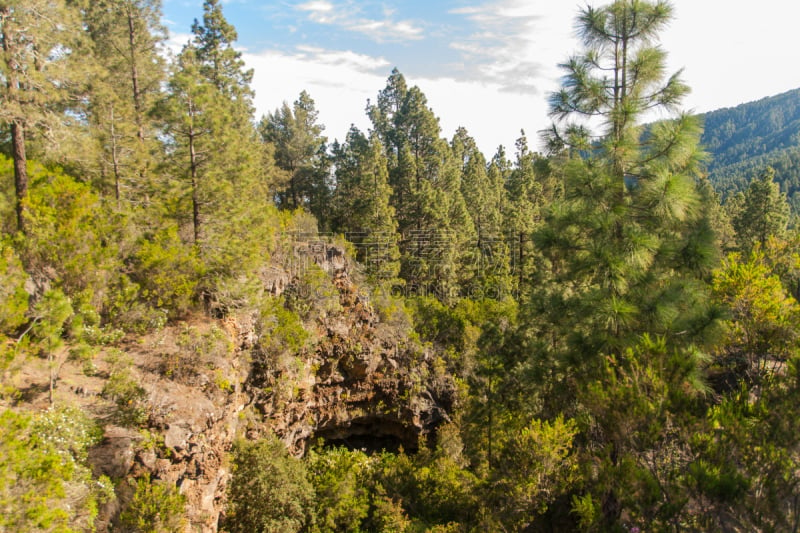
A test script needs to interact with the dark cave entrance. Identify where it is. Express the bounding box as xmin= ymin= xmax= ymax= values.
xmin=312 ymin=417 xmax=420 ymax=455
